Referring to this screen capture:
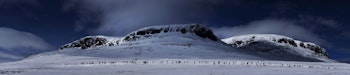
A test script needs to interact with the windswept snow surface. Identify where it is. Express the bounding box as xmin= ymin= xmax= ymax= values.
xmin=0 ymin=58 xmax=350 ymax=75
xmin=1 ymin=24 xmax=348 ymax=75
